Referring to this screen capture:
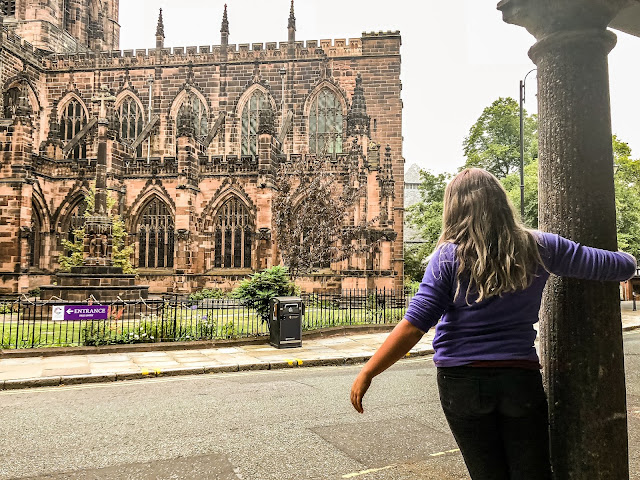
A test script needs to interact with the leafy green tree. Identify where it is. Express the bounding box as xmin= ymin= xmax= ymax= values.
xmin=231 ymin=266 xmax=298 ymax=323
xmin=463 ymin=97 xmax=538 ymax=179
xmin=57 ymin=186 xmax=136 ymax=273
xmin=405 ymin=169 xmax=450 ymax=264
xmin=613 ymin=135 xmax=640 ymax=259
xmin=404 ymin=243 xmax=431 ymax=282
xmin=501 ymin=158 xmax=539 ymax=228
